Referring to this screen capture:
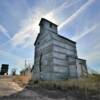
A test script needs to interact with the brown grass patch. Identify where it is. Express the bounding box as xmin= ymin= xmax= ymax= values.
xmin=29 ymin=74 xmax=100 ymax=92
xmin=13 ymin=75 xmax=31 ymax=87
